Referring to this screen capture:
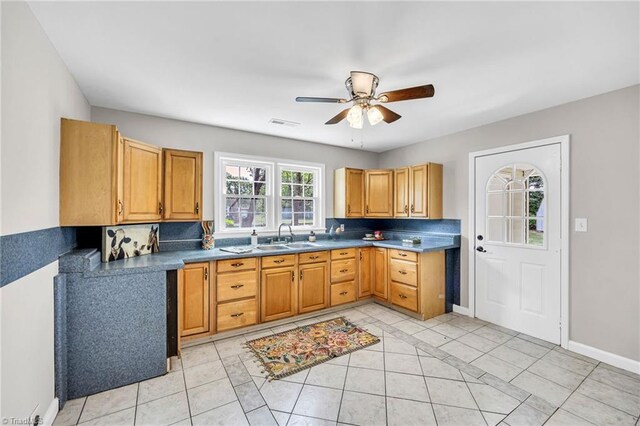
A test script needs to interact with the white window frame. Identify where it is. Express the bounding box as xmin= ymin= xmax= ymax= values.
xmin=214 ymin=152 xmax=325 ymax=237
